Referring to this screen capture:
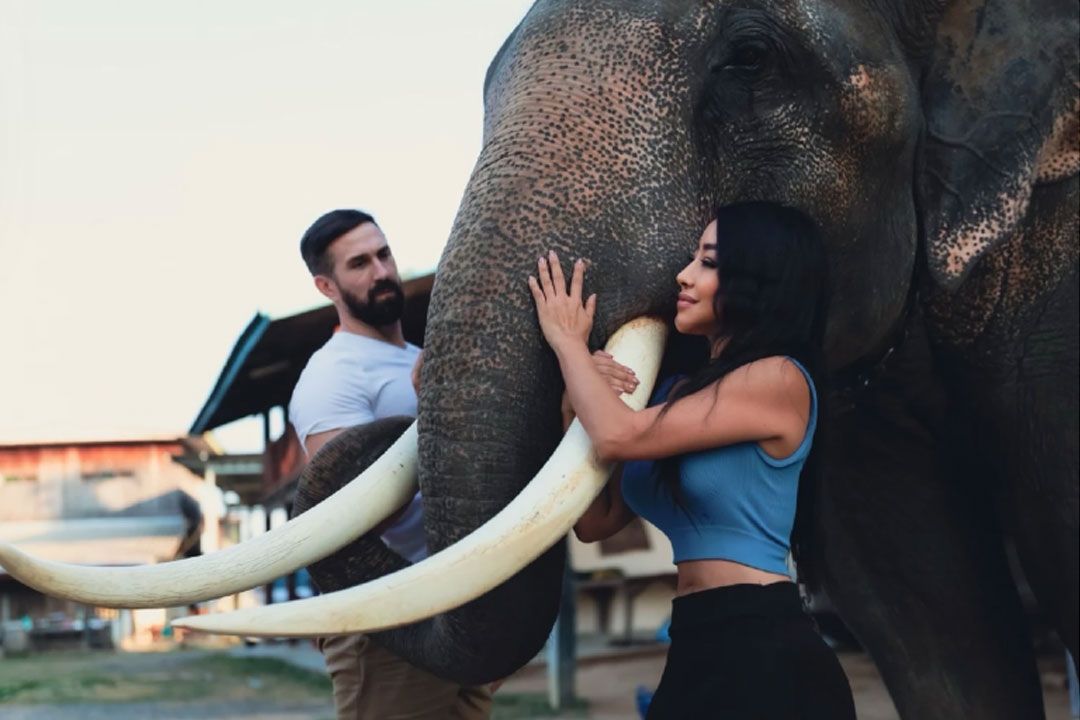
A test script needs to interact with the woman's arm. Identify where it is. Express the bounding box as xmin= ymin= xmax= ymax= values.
xmin=561 ymin=350 xmax=640 ymax=543
xmin=586 ymin=358 xmax=810 ymax=461
xmin=561 ymin=350 xmax=639 ymax=429
xmin=530 ymin=252 xmax=810 ymax=463
xmin=573 ymin=468 xmax=637 ymax=542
